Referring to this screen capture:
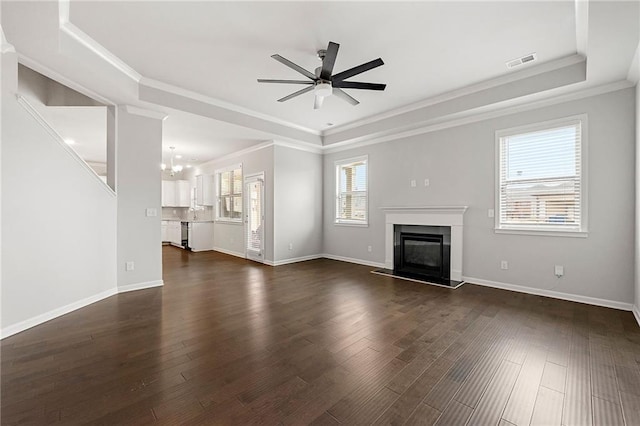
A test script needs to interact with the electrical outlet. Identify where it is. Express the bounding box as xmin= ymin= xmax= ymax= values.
xmin=146 ymin=208 xmax=157 ymax=217
xmin=424 ymin=179 xmax=430 ymax=187
xmin=125 ymin=261 xmax=135 ymax=271
xmin=410 ymin=180 xmax=416 ymax=188
xmin=501 ymin=260 xmax=508 ymax=270
xmin=488 ymin=209 xmax=495 ymax=218
xmin=555 ymin=265 xmax=564 ymax=277
xmin=288 ymin=243 xmax=293 ymax=250
xmin=367 ymin=245 xmax=372 ymax=252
